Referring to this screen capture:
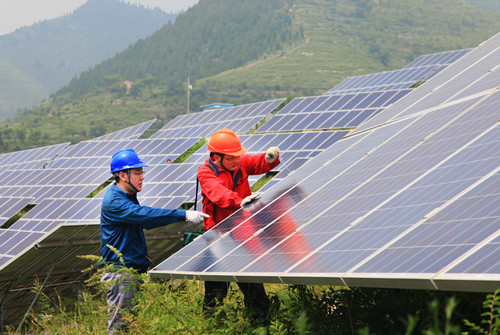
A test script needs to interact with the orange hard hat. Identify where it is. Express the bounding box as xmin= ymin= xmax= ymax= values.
xmin=207 ymin=128 xmax=247 ymax=156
